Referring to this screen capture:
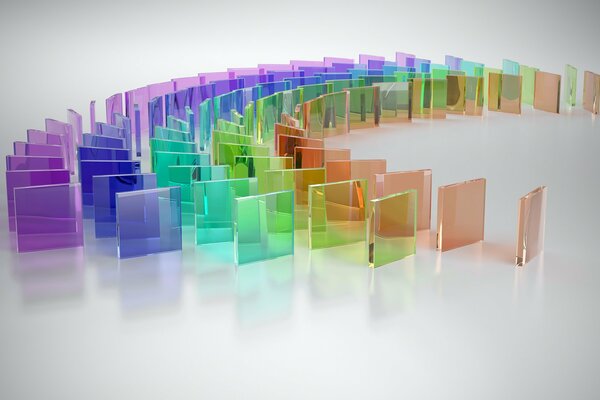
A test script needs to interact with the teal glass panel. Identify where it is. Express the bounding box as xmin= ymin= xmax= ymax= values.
xmin=153 ymin=151 xmax=210 ymax=187
xmin=502 ymin=59 xmax=520 ymax=75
